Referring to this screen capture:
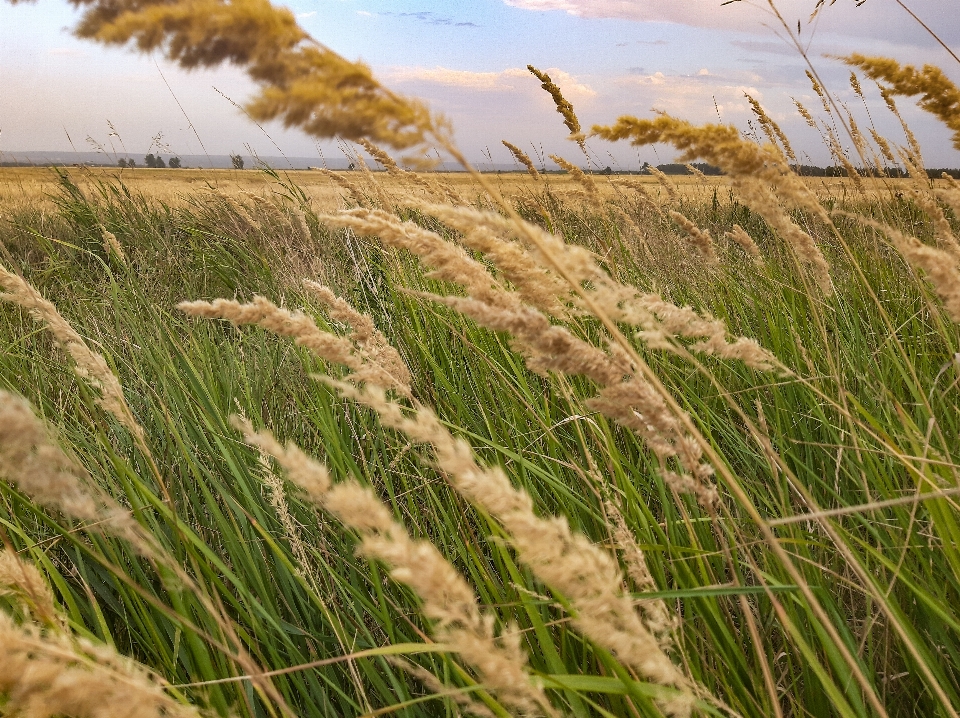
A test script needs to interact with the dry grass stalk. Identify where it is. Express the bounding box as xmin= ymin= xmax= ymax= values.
xmin=233 ymin=419 xmax=550 ymax=716
xmin=908 ymin=189 xmax=960 ymax=262
xmin=359 ymin=139 xmax=463 ymax=204
xmin=527 ymin=65 xmax=585 ymax=148
xmin=70 ymin=0 xmax=436 ymax=150
xmin=879 ymin=86 xmax=926 ymax=171
xmin=845 ymin=54 xmax=960 ymax=150
xmin=100 ymin=225 xmax=127 ymax=264
xmin=0 ymin=391 xmax=101 ymax=521
xmin=549 ymin=155 xmax=600 ymax=199
xmin=937 ymin=173 xmax=960 ymax=217
xmin=318 ymin=168 xmax=367 ymax=206
xmin=838 ymin=211 xmax=960 ymax=322
xmin=0 ymin=264 xmax=145 ymax=440
xmin=806 ymin=70 xmax=833 ymax=116
xmin=502 ymin=141 xmax=540 ymax=179
xmin=684 ymin=164 xmax=707 ymax=181
xmin=647 ymin=166 xmax=679 ymax=201
xmin=0 ymin=610 xmax=202 ymax=718
xmin=794 ymin=99 xmax=818 ymax=129
xmin=601 ymin=497 xmax=676 ymax=649
xmin=325 ymin=383 xmax=696 ymax=716
xmin=417 ymin=204 xmax=776 ymax=370
xmin=617 ymin=179 xmax=665 ymax=216
xmin=870 ymin=128 xmax=897 ymax=165
xmin=745 ymin=94 xmax=797 ymax=163
xmin=415 ymin=204 xmax=570 ymax=317
xmin=178 ymin=293 xmax=411 ymax=396
xmin=724 ymin=224 xmax=762 ymax=261
xmin=668 ymin=211 xmax=718 ymax=263
xmin=387 ymin=657 xmax=496 ymax=718
xmin=0 ymin=549 xmax=61 ymax=627
xmin=591 ymin=113 xmax=833 ymax=288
